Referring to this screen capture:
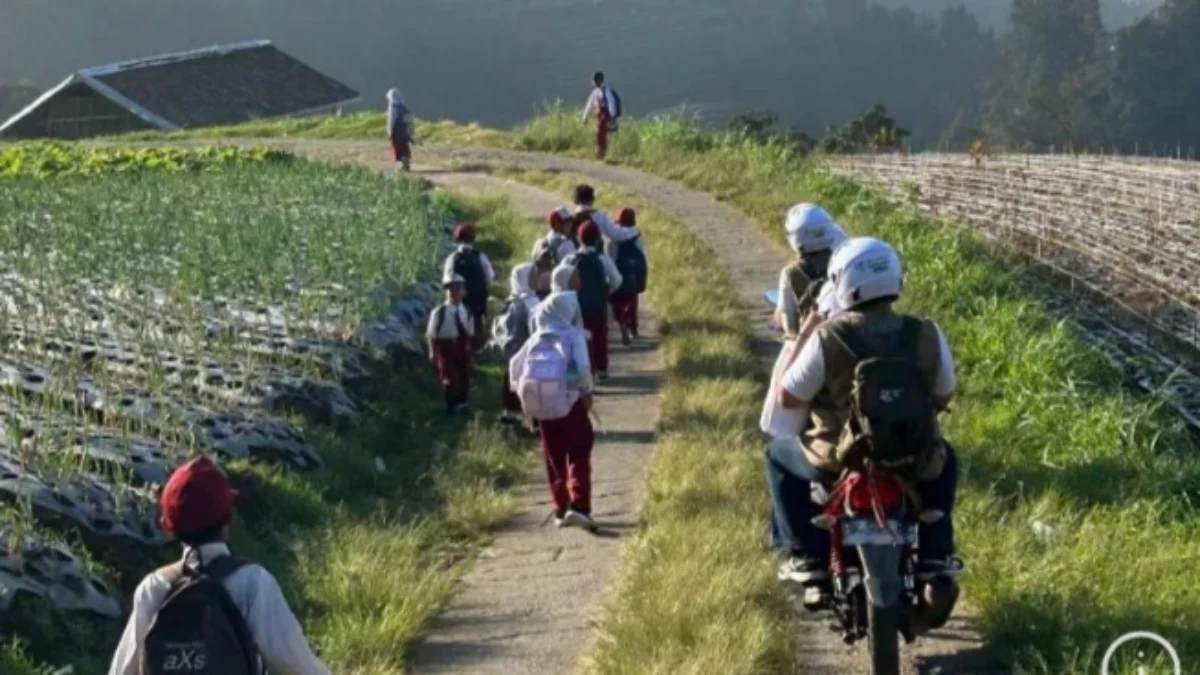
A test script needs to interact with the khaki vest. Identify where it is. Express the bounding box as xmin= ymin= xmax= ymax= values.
xmin=783 ymin=250 xmax=832 ymax=331
xmin=802 ymin=306 xmax=946 ymax=478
